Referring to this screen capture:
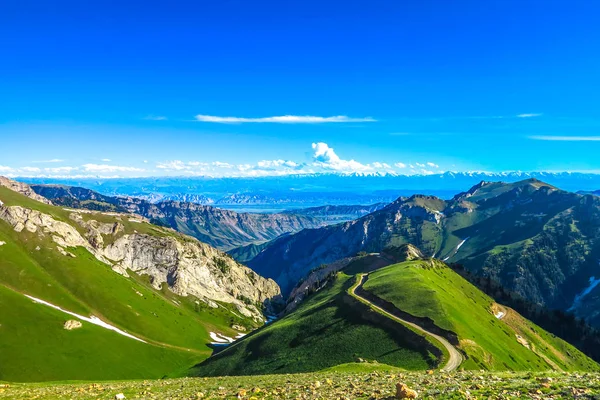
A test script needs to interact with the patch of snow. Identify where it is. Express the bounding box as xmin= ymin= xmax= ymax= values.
xmin=209 ymin=332 xmax=229 ymax=343
xmin=209 ymin=331 xmax=237 ymax=345
xmin=209 ymin=331 xmax=235 ymax=343
xmin=456 ymin=237 xmax=469 ymax=251
xmin=442 ymin=237 xmax=470 ymax=262
xmin=495 ymin=311 xmax=506 ymax=319
xmin=24 ymin=294 xmax=147 ymax=343
xmin=568 ymin=276 xmax=600 ymax=311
